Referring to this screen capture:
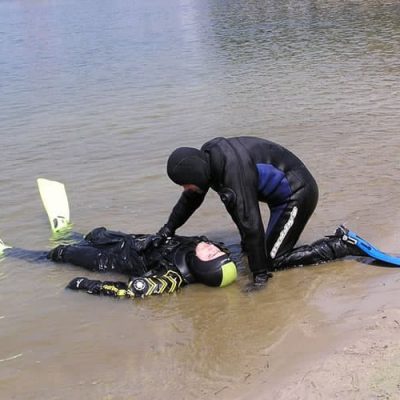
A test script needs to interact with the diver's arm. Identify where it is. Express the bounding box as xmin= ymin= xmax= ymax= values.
xmin=66 ymin=269 xmax=185 ymax=299
xmin=160 ymin=190 xmax=207 ymax=235
xmin=238 ymin=218 xmax=273 ymax=292
xmin=224 ymin=188 xmax=272 ymax=291
xmin=221 ymin=186 xmax=270 ymax=276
